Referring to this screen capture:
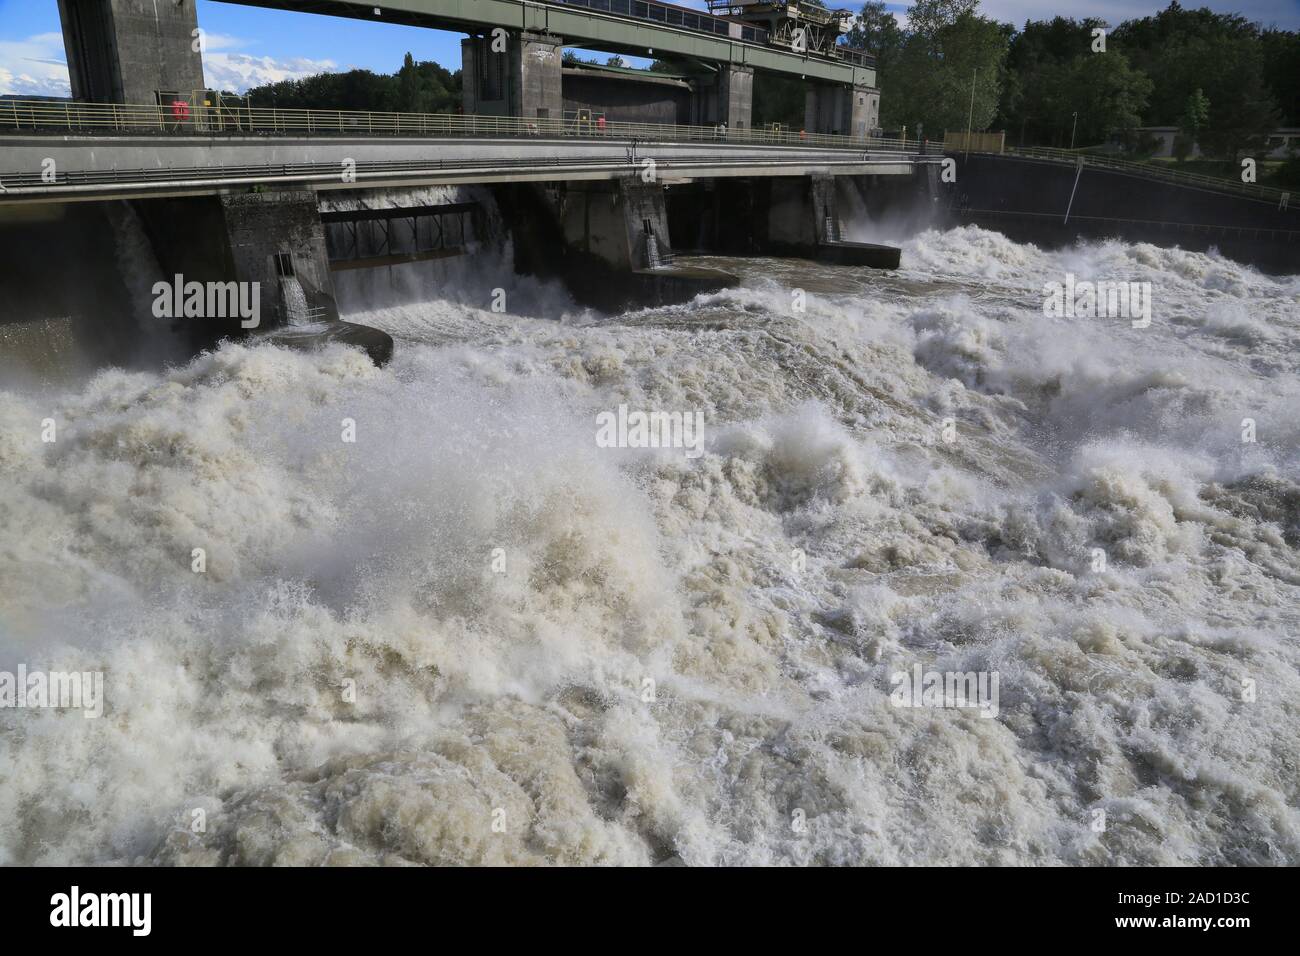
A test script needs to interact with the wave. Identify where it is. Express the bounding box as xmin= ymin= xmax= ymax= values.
xmin=1 ymin=222 xmax=1297 ymax=865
